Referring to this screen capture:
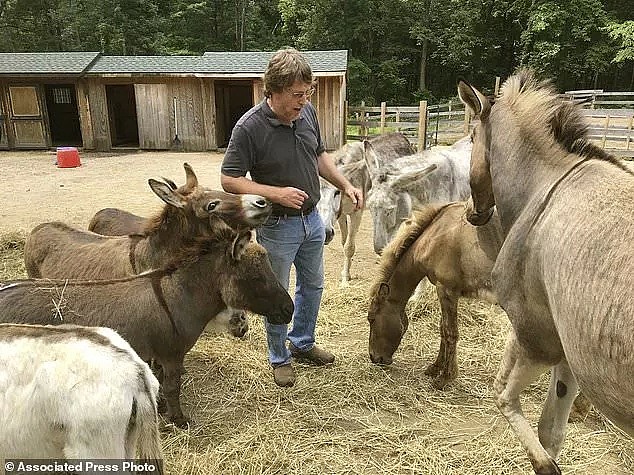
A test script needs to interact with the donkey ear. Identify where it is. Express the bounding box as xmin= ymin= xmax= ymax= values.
xmin=159 ymin=177 xmax=178 ymax=190
xmin=149 ymin=179 xmax=186 ymax=208
xmin=230 ymin=230 xmax=252 ymax=261
xmin=181 ymin=162 xmax=198 ymax=193
xmin=458 ymin=80 xmax=491 ymax=121
xmin=377 ymin=282 xmax=390 ymax=301
xmin=363 ymin=140 xmax=381 ymax=175
xmin=391 ymin=164 xmax=438 ymax=192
